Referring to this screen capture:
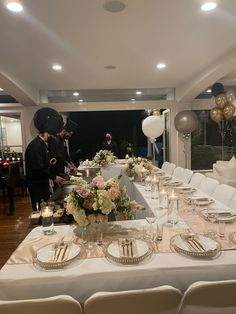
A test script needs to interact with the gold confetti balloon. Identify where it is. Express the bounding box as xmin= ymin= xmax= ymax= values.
xmin=210 ymin=107 xmax=224 ymax=123
xmin=223 ymin=103 xmax=236 ymax=120
xmin=215 ymin=93 xmax=228 ymax=109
